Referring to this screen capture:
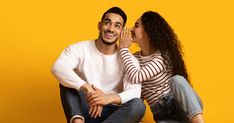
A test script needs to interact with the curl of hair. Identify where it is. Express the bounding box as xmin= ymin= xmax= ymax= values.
xmin=141 ymin=11 xmax=190 ymax=83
